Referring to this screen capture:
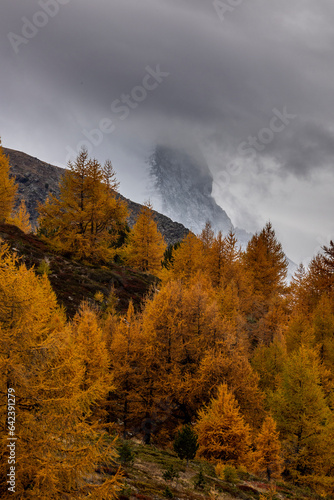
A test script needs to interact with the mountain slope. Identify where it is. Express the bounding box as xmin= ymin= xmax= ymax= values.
xmin=0 ymin=222 xmax=157 ymax=318
xmin=5 ymin=147 xmax=189 ymax=246
xmin=5 ymin=146 xmax=297 ymax=280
